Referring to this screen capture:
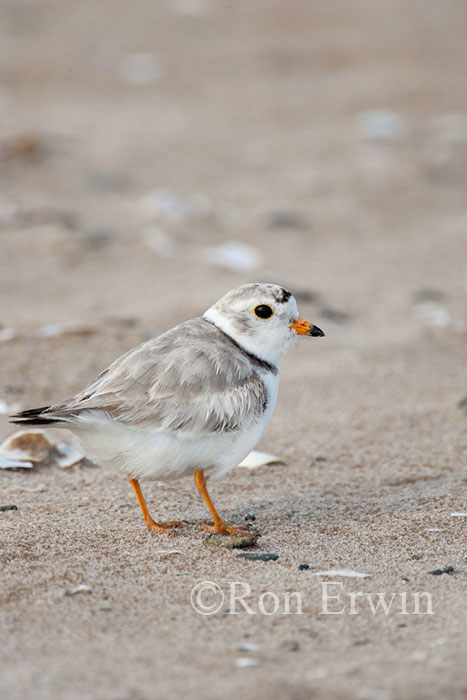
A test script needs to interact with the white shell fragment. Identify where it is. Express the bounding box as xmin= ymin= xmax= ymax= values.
xmin=0 ymin=430 xmax=85 ymax=470
xmin=415 ymin=302 xmax=451 ymax=328
xmin=235 ymin=657 xmax=259 ymax=668
xmin=0 ymin=399 xmax=22 ymax=415
xmin=37 ymin=323 xmax=96 ymax=338
xmin=143 ymin=226 xmax=179 ymax=255
xmin=237 ymin=451 xmax=284 ymax=469
xmin=139 ymin=188 xmax=186 ymax=221
xmin=312 ymin=569 xmax=370 ymax=578
xmin=54 ymin=442 xmax=86 ymax=469
xmin=202 ymin=241 xmax=262 ymax=272
xmin=65 ymin=584 xmax=92 ymax=596
xmin=0 ymin=328 xmax=18 ymax=342
xmin=0 ymin=450 xmax=34 ymax=469
xmin=357 ymin=110 xmax=408 ymax=141
xmin=154 ymin=550 xmax=183 ymax=556
xmin=451 ymin=512 xmax=467 ymax=517
xmin=143 ymin=226 xmax=263 ymax=273
xmin=0 ymin=323 xmax=95 ymax=343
